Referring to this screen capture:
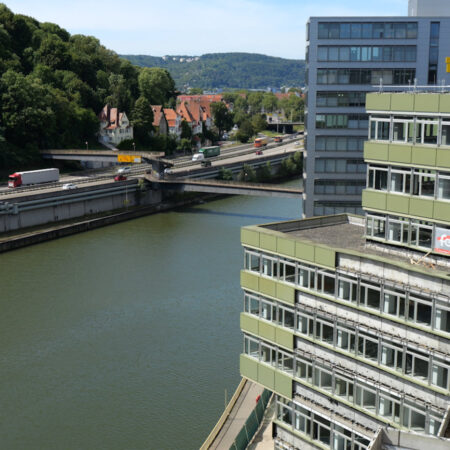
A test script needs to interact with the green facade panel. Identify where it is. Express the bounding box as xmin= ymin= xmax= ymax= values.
xmin=260 ymin=233 xmax=277 ymax=252
xmin=240 ymin=354 xmax=258 ymax=381
xmin=411 ymin=146 xmax=437 ymax=167
xmin=241 ymin=271 xmax=259 ymax=292
xmin=364 ymin=142 xmax=389 ymax=161
xmin=277 ymin=237 xmax=296 ymax=258
xmin=414 ymin=94 xmax=440 ymax=113
xmin=314 ymin=246 xmax=336 ymax=268
xmin=434 ymin=201 xmax=450 ymax=222
xmin=439 ymin=94 xmax=450 ymax=113
xmin=386 ymin=194 xmax=410 ymax=215
xmin=410 ymin=198 xmax=434 ymax=219
xmin=362 ymin=190 xmax=387 ymax=211
xmin=276 ymin=327 xmax=294 ymax=350
xmin=276 ymin=282 xmax=295 ymax=305
xmin=436 ymin=148 xmax=450 ymax=169
xmin=366 ymin=93 xmax=391 ymax=111
xmin=241 ymin=228 xmax=260 ymax=248
xmin=389 ymin=144 xmax=411 ymax=164
xmin=274 ymin=371 xmax=293 ymax=400
xmin=240 ymin=313 xmax=259 ymax=336
xmin=391 ymin=94 xmax=414 ymax=112
xmin=295 ymin=241 xmax=315 ymax=263
xmin=259 ymin=277 xmax=277 ymax=298
xmin=258 ymin=363 xmax=275 ymax=390
xmin=259 ymin=320 xmax=276 ymax=343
